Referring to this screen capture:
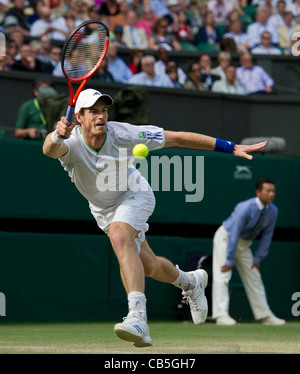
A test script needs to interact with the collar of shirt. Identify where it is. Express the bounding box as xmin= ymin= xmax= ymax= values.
xmin=255 ymin=196 xmax=268 ymax=210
